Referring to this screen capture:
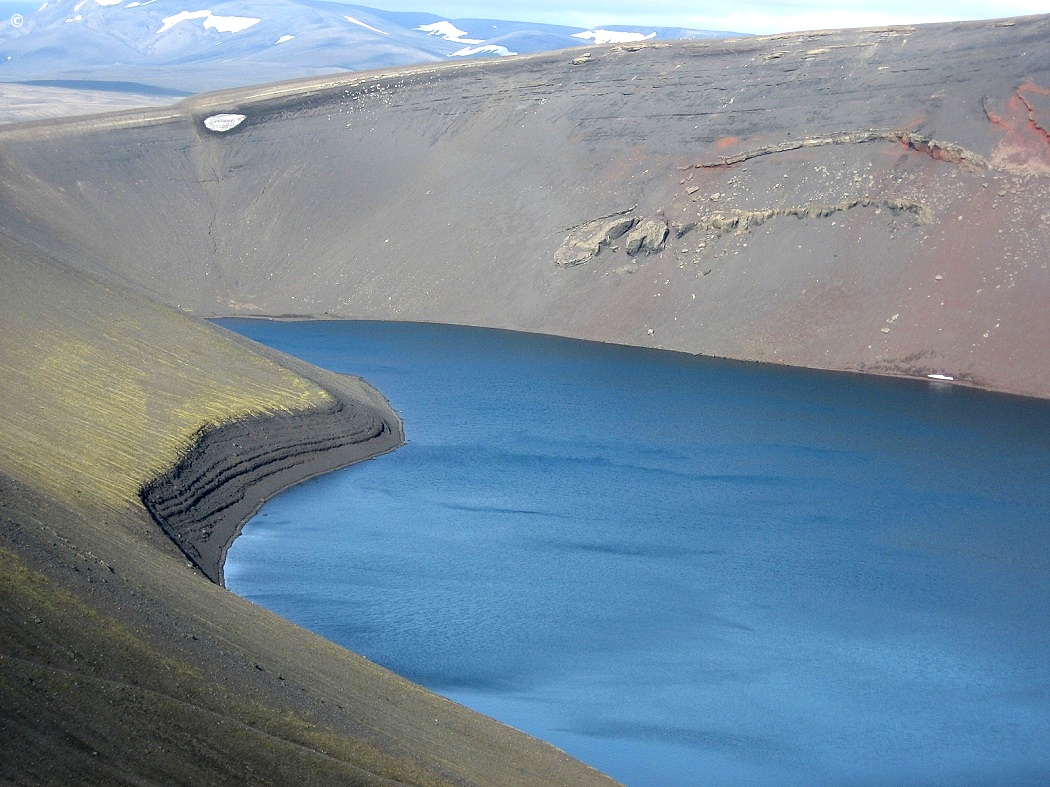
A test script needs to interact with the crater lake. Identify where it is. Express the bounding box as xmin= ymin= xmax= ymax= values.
xmin=220 ymin=318 xmax=1050 ymax=785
